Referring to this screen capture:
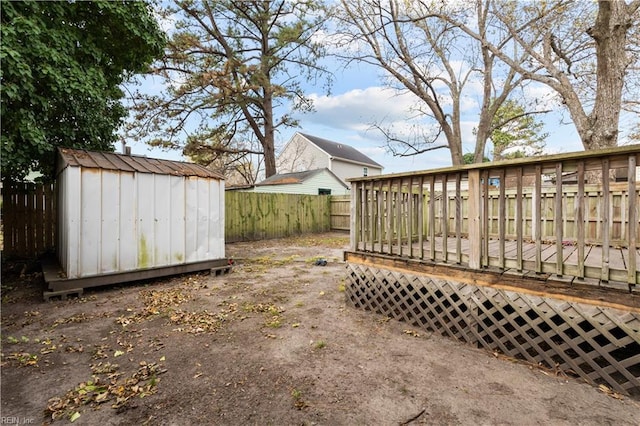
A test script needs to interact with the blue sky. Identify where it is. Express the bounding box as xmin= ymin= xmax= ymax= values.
xmin=123 ymin=10 xmax=635 ymax=176
xmin=126 ymin=60 xmax=590 ymax=175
